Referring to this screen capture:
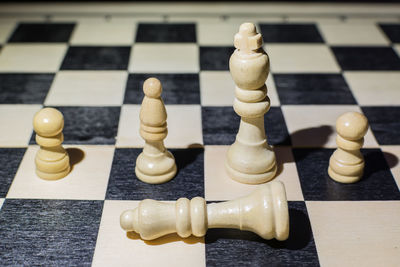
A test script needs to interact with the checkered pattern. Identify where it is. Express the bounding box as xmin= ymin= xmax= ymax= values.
xmin=0 ymin=12 xmax=400 ymax=267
